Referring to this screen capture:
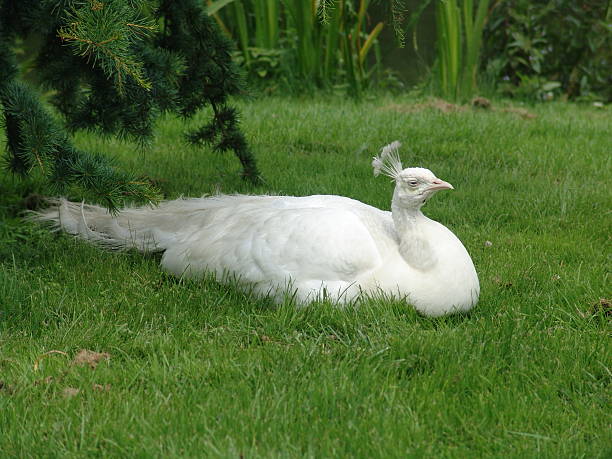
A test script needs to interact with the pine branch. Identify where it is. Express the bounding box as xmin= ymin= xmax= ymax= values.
xmin=1 ymin=81 xmax=62 ymax=175
xmin=1 ymin=81 xmax=161 ymax=211
xmin=159 ymin=0 xmax=260 ymax=182
xmin=57 ymin=0 xmax=155 ymax=92
xmin=1 ymin=0 xmax=261 ymax=210
xmin=187 ymin=102 xmax=259 ymax=183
